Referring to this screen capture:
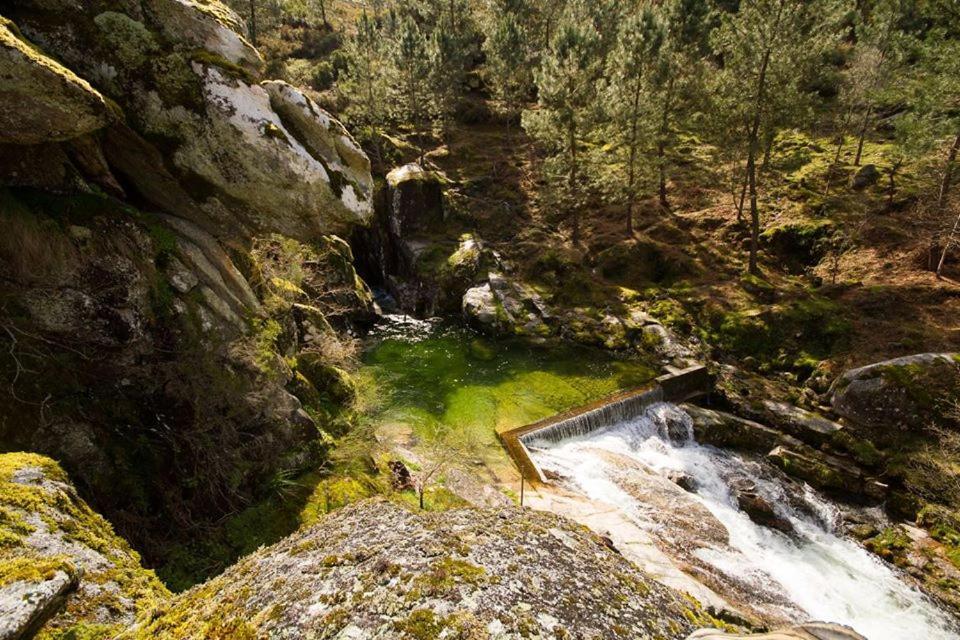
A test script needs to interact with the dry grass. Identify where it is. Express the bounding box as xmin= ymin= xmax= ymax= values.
xmin=0 ymin=211 xmax=78 ymax=285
